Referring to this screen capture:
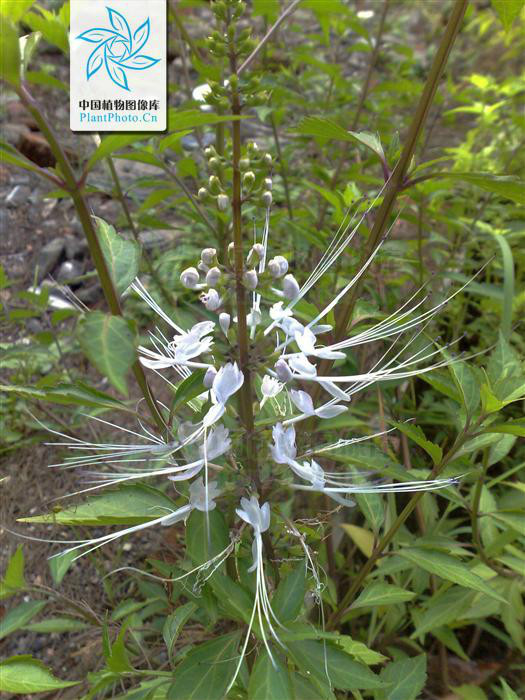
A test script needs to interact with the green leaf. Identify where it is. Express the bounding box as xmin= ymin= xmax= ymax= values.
xmin=248 ymin=650 xmax=293 ymax=700
xmin=107 ymin=623 xmax=132 ymax=672
xmin=0 ymin=546 xmax=25 ymax=599
xmin=0 ymin=0 xmax=35 ymax=23
xmin=0 ymin=20 xmax=21 ymax=86
xmin=491 ymin=0 xmax=524 ymax=31
xmin=411 ymin=586 xmax=475 ymax=637
xmin=86 ymin=134 xmax=154 ymax=171
xmin=0 ymin=141 xmax=44 ymax=175
xmin=185 ymin=508 xmax=230 ymax=569
xmin=486 ymin=231 xmax=515 ymax=339
xmin=77 ymin=312 xmax=136 ymax=395
xmin=0 ymin=655 xmax=78 ymax=694
xmin=340 ymin=524 xmax=374 ymax=557
xmin=378 ymin=654 xmax=427 ymax=700
xmin=24 ymin=617 xmax=89 ymax=633
xmin=449 ymin=361 xmax=480 ymax=416
xmin=210 ymin=573 xmax=253 ymax=623
xmin=290 ymin=672 xmax=335 ymax=700
xmin=500 ymin=678 xmax=521 ymax=700
xmin=0 ymin=600 xmax=46 ymax=640
xmin=427 ymin=172 xmax=525 ymax=205
xmin=295 ymin=117 xmax=384 ymax=159
xmin=287 ymin=640 xmax=385 ymax=690
xmin=352 ymin=582 xmax=416 ymax=609
xmin=483 ymin=418 xmax=525 ymax=437
xmin=95 ymin=218 xmax=141 ymax=294
xmin=167 ymin=632 xmax=241 ymax=700
xmin=19 ymin=484 xmax=177 ymax=526
xmin=336 ymin=637 xmax=388 ymax=665
xmin=391 ymin=422 xmax=442 ymax=466
xmin=48 ymin=549 xmax=77 ymax=585
xmin=272 ymin=560 xmax=306 ymax=622
xmin=452 ymin=685 xmax=488 ymax=700
xmin=167 ymin=109 xmax=247 ymax=133
xmin=163 ymin=603 xmax=197 ymax=664
xmin=24 ymin=7 xmax=69 ymax=53
xmin=398 ymin=548 xmax=506 ymax=602
xmin=171 ymin=369 xmax=207 ymax=413
xmin=355 ymin=492 xmax=385 ymax=534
